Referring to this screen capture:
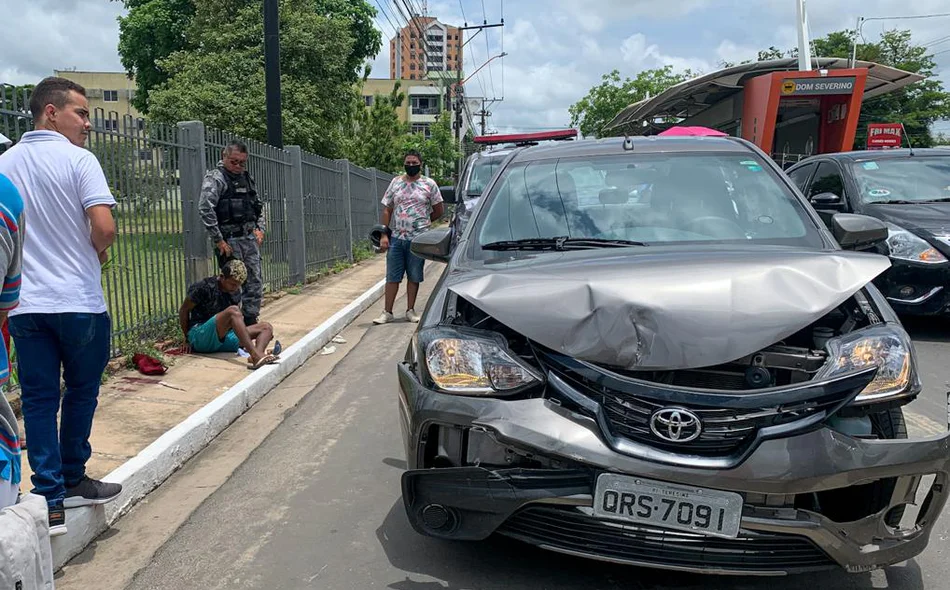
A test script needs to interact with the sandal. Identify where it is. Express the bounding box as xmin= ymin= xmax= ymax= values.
xmin=248 ymin=354 xmax=277 ymax=370
xmin=266 ymin=340 xmax=283 ymax=358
